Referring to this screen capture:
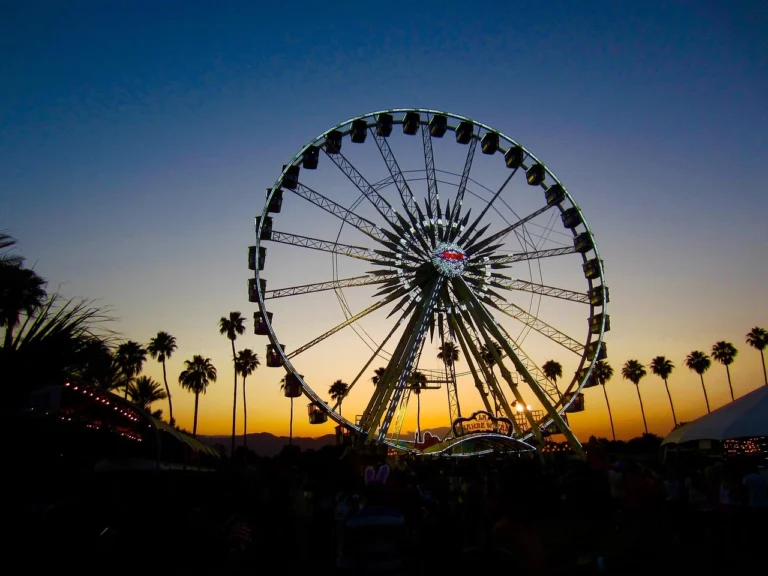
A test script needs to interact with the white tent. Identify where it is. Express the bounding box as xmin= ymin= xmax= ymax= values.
xmin=662 ymin=385 xmax=768 ymax=445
